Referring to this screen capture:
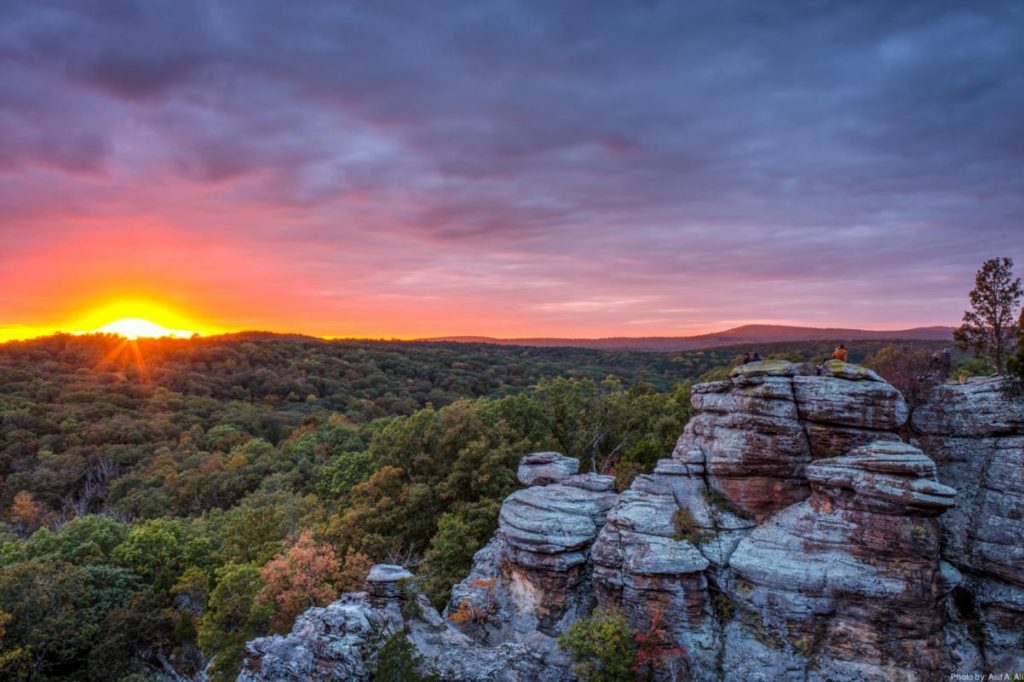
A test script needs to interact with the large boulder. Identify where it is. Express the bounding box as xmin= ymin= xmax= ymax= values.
xmin=591 ymin=454 xmax=746 ymax=679
xmin=677 ymin=361 xmax=907 ymax=520
xmin=724 ymin=441 xmax=962 ymax=681
xmin=448 ymin=471 xmax=617 ymax=644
